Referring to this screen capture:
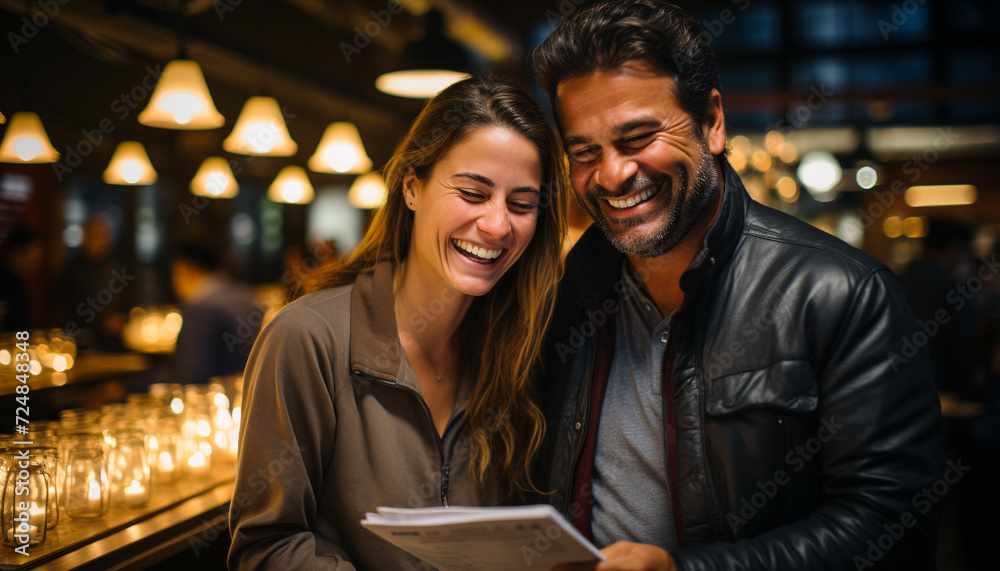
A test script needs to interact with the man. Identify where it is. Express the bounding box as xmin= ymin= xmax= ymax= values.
xmin=169 ymin=239 xmax=262 ymax=384
xmin=531 ymin=1 xmax=944 ymax=570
